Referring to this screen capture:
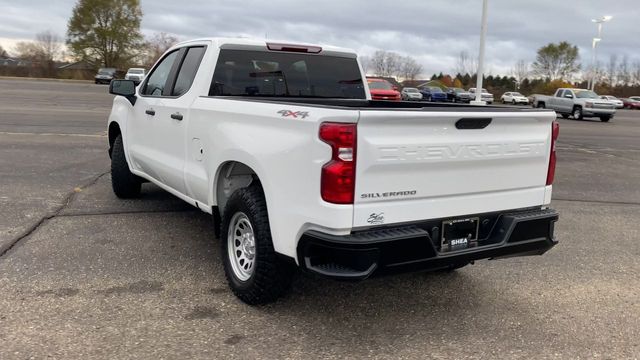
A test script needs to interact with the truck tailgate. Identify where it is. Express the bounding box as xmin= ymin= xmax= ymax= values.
xmin=353 ymin=110 xmax=555 ymax=228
